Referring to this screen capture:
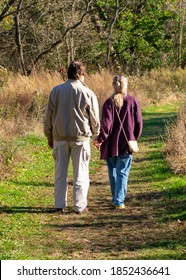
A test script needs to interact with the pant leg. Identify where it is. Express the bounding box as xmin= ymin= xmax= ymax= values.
xmin=70 ymin=141 xmax=90 ymax=212
xmin=106 ymin=157 xmax=117 ymax=202
xmin=53 ymin=141 xmax=70 ymax=209
xmin=114 ymin=154 xmax=132 ymax=206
